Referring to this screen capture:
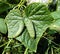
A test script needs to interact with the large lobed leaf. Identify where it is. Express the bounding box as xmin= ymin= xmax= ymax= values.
xmin=6 ymin=3 xmax=54 ymax=52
